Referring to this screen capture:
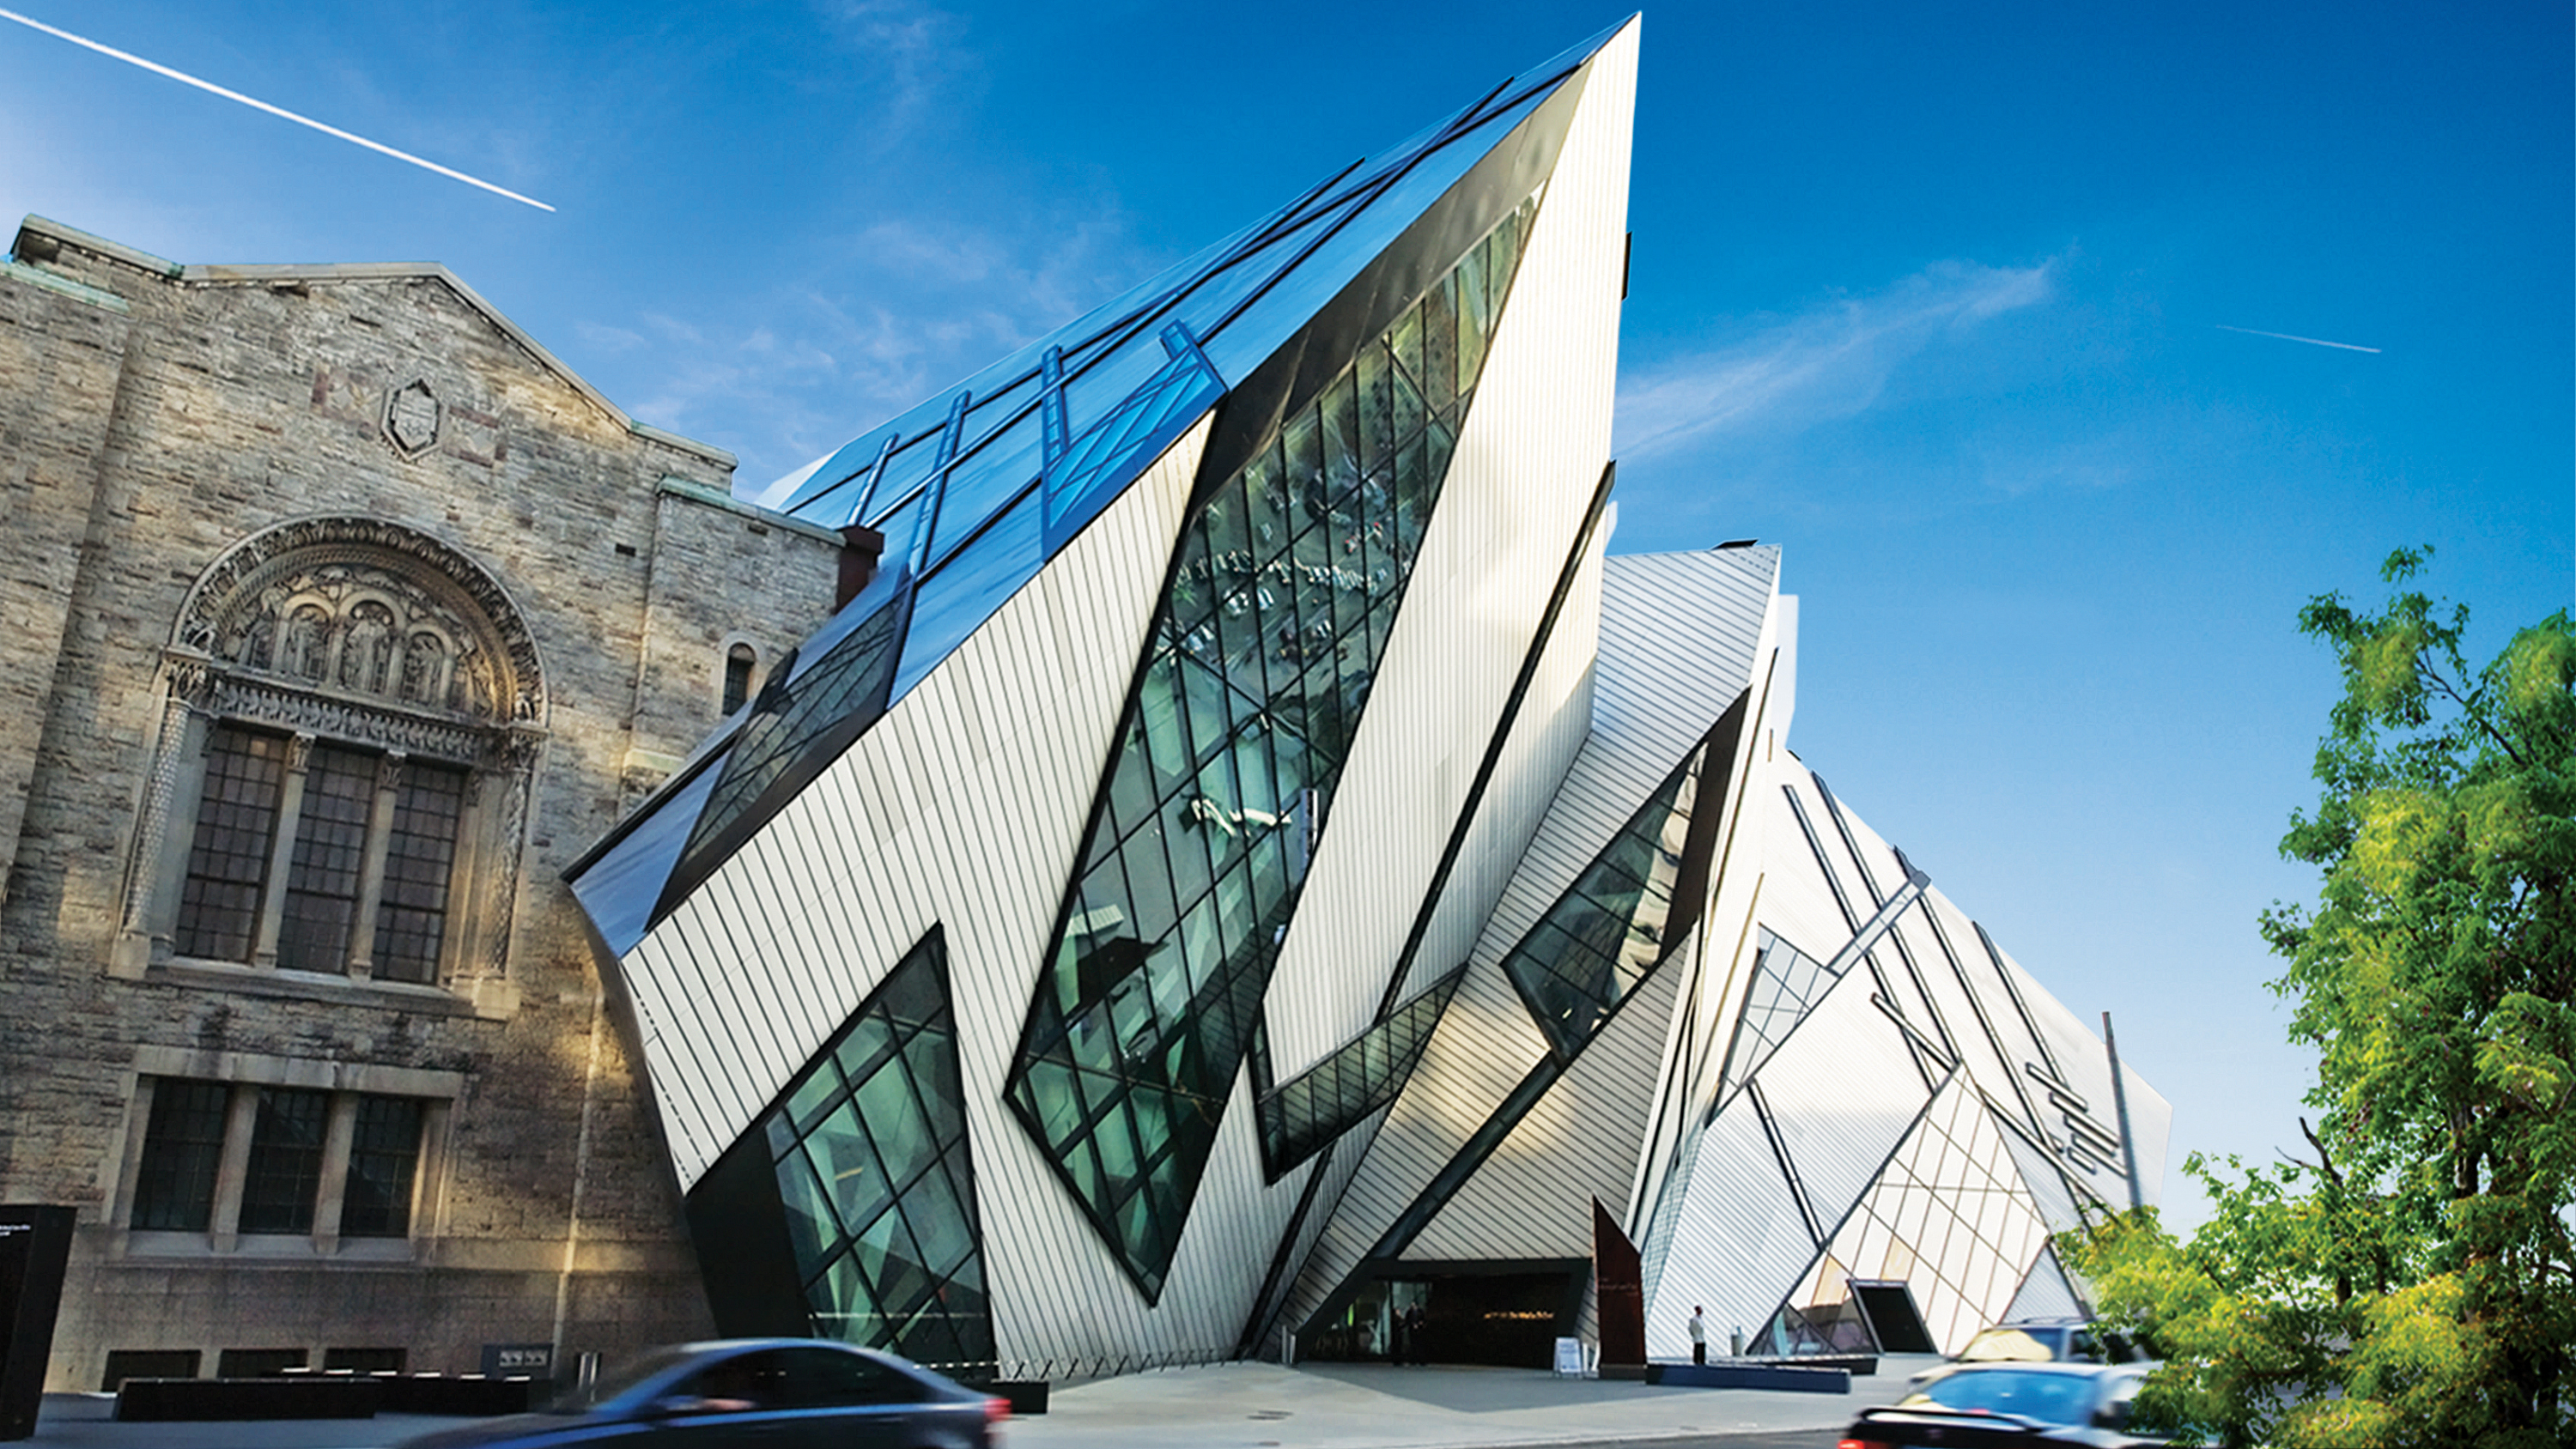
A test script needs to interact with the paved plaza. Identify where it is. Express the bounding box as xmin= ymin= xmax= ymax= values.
xmin=22 ymin=1357 xmax=1941 ymax=1449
